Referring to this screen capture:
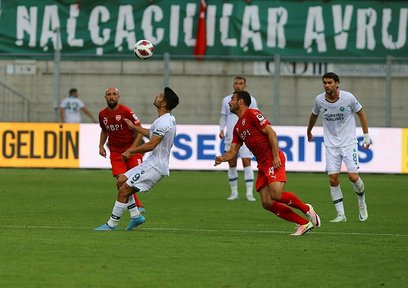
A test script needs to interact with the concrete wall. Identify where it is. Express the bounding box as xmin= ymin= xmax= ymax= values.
xmin=0 ymin=59 xmax=407 ymax=128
